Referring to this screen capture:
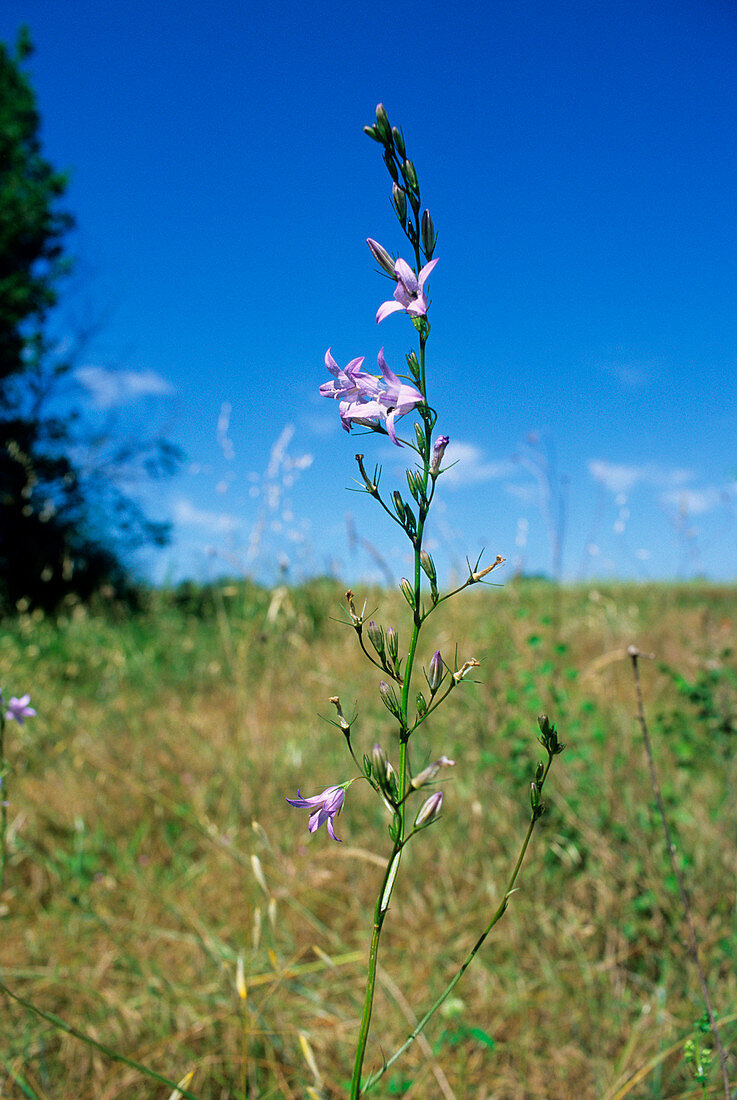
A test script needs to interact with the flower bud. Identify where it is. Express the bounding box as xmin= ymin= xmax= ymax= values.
xmin=405 ymin=349 xmax=420 ymax=381
xmin=421 ymin=209 xmax=436 ymax=259
xmin=372 ymin=742 xmax=388 ymax=780
xmin=383 ymin=148 xmax=399 ymax=183
xmin=406 ymin=469 xmax=425 ymax=504
xmin=375 ymin=103 xmax=392 ymax=143
xmin=428 ymin=650 xmax=444 ymax=693
xmin=366 ymin=238 xmax=396 ymax=277
xmin=386 ymin=626 xmax=399 ymax=663
xmin=402 ymin=159 xmax=419 ymax=195
xmin=414 ymin=422 xmax=426 ymax=455
xmin=392 ymin=491 xmax=406 ymax=522
xmin=363 ymin=125 xmax=382 ymax=143
xmin=411 ymin=755 xmax=455 ymax=790
xmin=420 ymin=550 xmax=436 ymax=584
xmin=416 ymin=690 xmax=427 ymax=717
xmin=392 ymin=183 xmax=407 ymax=227
xmin=430 ymin=435 xmax=449 ymax=477
xmin=391 ymin=125 xmax=406 ymax=158
xmin=367 ymin=620 xmax=385 ymax=659
xmin=384 ymin=760 xmax=399 ymax=799
xmin=538 ymin=714 xmax=565 ymax=755
xmin=399 ymin=577 xmax=416 ymax=609
xmin=414 ymin=791 xmax=443 ymax=829
xmin=379 ymin=680 xmax=401 ymax=718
